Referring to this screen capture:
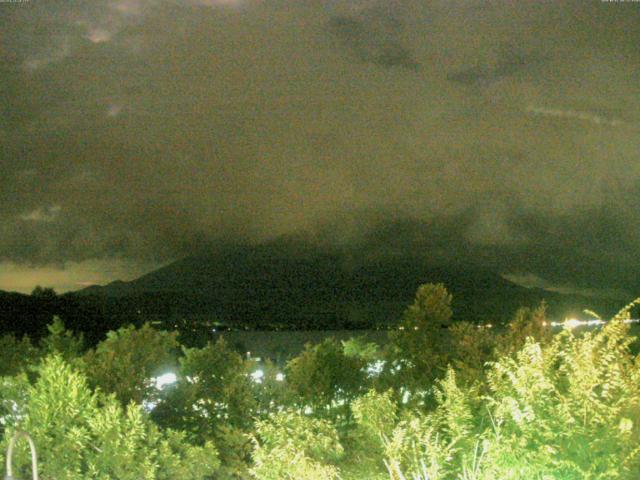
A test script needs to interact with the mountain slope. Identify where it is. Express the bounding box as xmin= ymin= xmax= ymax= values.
xmin=74 ymin=241 xmax=619 ymax=329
